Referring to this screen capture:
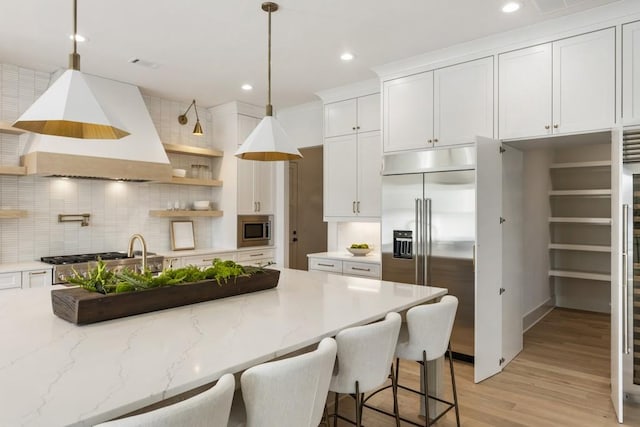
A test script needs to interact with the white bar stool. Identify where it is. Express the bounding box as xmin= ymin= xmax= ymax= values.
xmin=394 ymin=295 xmax=460 ymax=426
xmin=95 ymin=373 xmax=235 ymax=427
xmin=328 ymin=312 xmax=402 ymax=427
xmin=227 ymin=337 xmax=337 ymax=427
